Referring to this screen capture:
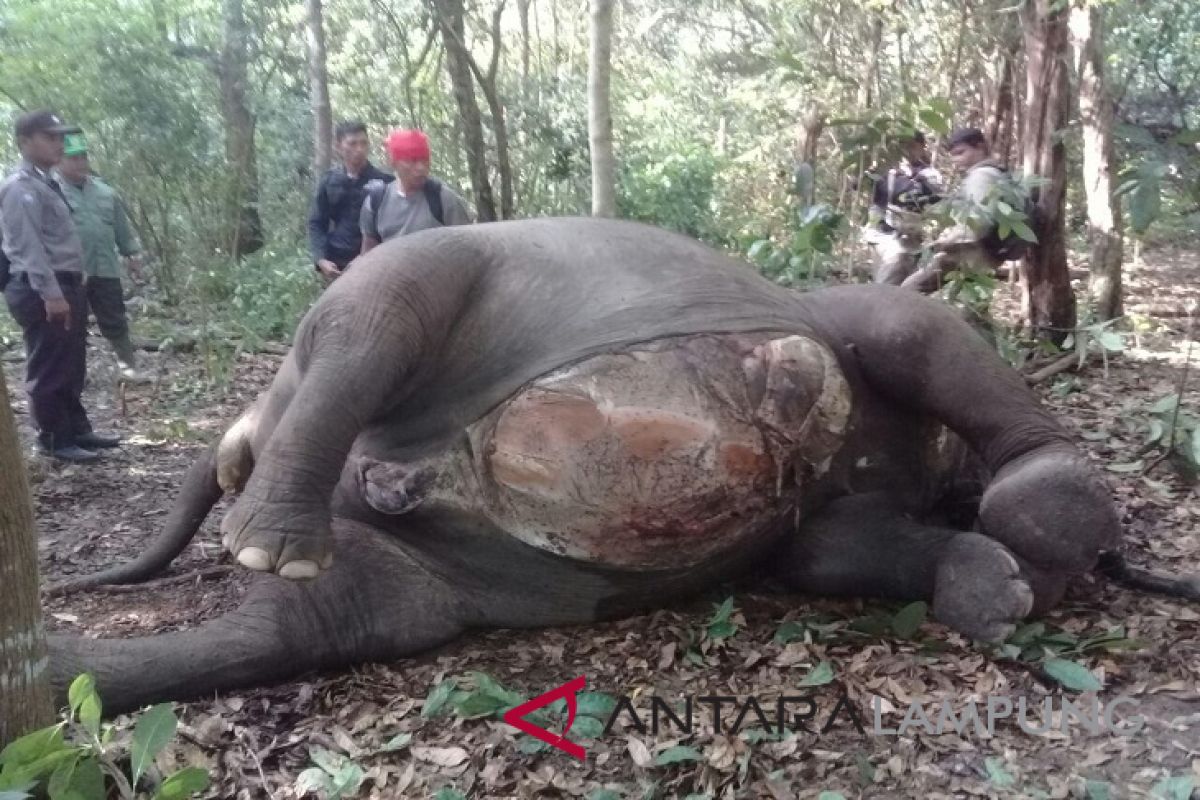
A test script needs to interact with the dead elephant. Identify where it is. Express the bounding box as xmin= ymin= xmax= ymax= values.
xmin=47 ymin=217 xmax=1199 ymax=714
